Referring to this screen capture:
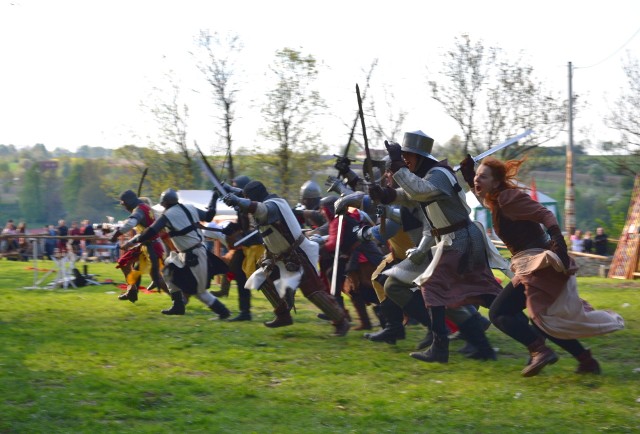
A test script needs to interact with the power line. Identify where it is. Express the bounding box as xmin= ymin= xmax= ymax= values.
xmin=576 ymin=25 xmax=640 ymax=70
